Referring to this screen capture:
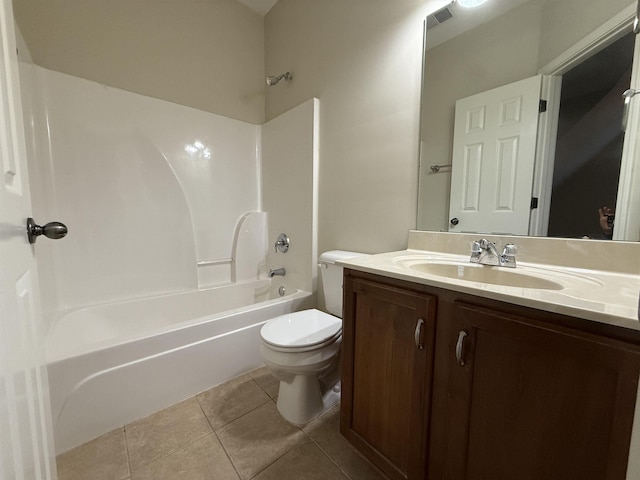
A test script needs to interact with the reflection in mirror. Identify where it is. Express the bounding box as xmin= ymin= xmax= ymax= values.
xmin=417 ymin=0 xmax=640 ymax=241
xmin=548 ymin=33 xmax=634 ymax=239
